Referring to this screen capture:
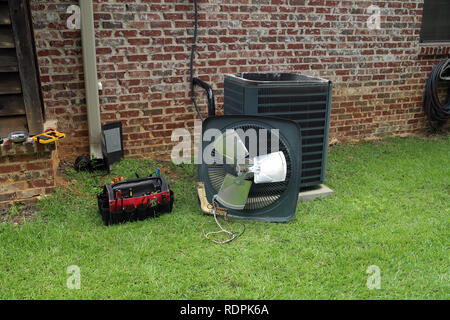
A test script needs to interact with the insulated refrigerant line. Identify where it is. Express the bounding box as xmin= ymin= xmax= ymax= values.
xmin=189 ymin=0 xmax=203 ymax=121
